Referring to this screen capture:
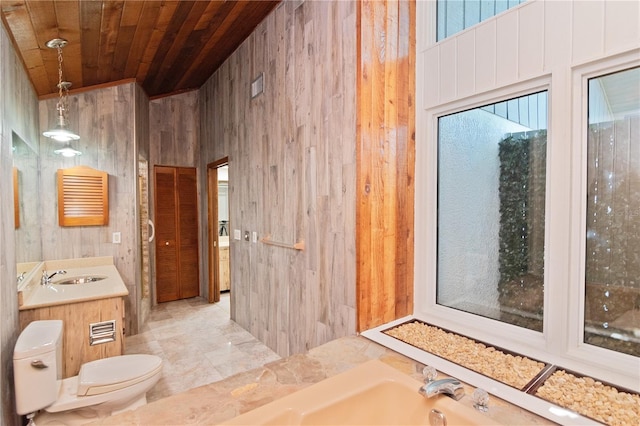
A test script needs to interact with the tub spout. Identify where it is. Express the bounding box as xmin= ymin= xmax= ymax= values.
xmin=418 ymin=378 xmax=464 ymax=401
